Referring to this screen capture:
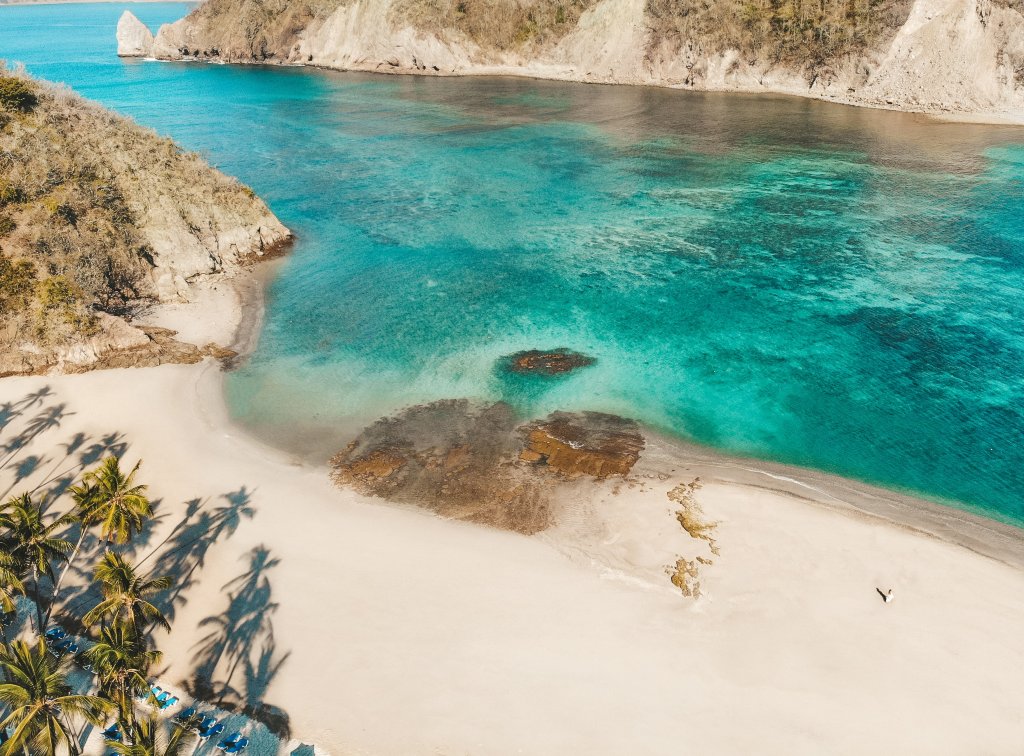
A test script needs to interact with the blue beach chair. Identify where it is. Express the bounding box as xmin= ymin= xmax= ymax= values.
xmin=160 ymin=695 xmax=179 ymax=710
xmin=216 ymin=732 xmax=240 ymax=750
xmin=48 ymin=638 xmax=71 ymax=656
xmin=101 ymin=724 xmax=121 ymax=742
xmin=223 ymin=738 xmax=249 ymax=754
xmin=198 ymin=720 xmax=223 ymax=740
xmin=44 ymin=627 xmax=66 ymax=641
xmin=51 ymin=640 xmax=78 ymax=658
